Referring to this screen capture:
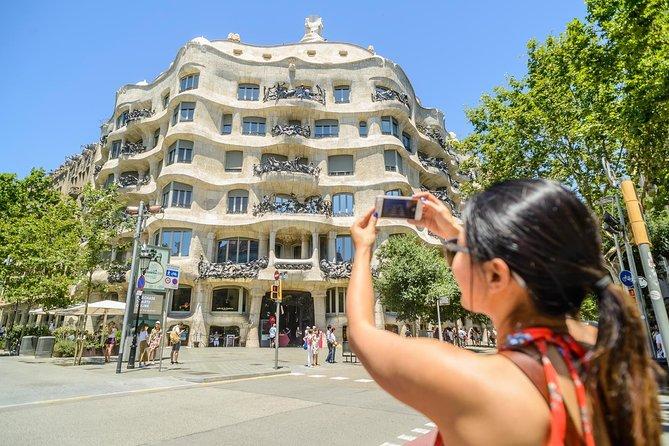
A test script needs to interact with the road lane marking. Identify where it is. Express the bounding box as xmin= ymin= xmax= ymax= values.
xmin=412 ymin=428 xmax=431 ymax=434
xmin=379 ymin=443 xmax=401 ymax=446
xmin=355 ymin=378 xmax=374 ymax=383
xmin=330 ymin=376 xmax=349 ymax=380
xmin=425 ymin=422 xmax=436 ymax=428
xmin=289 ymin=372 xmax=305 ymax=376
xmin=397 ymin=434 xmax=417 ymax=441
xmin=308 ymin=374 xmax=327 ymax=378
